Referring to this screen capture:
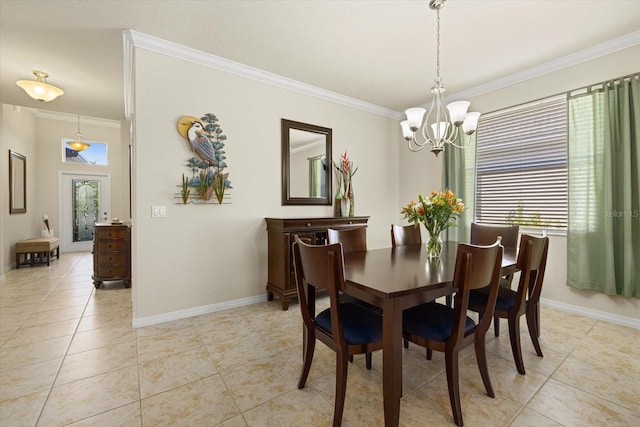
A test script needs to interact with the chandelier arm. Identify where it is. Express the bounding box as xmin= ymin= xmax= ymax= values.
xmin=407 ymin=140 xmax=428 ymax=152
xmin=409 ymin=134 xmax=429 ymax=150
xmin=448 ymin=133 xmax=473 ymax=149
